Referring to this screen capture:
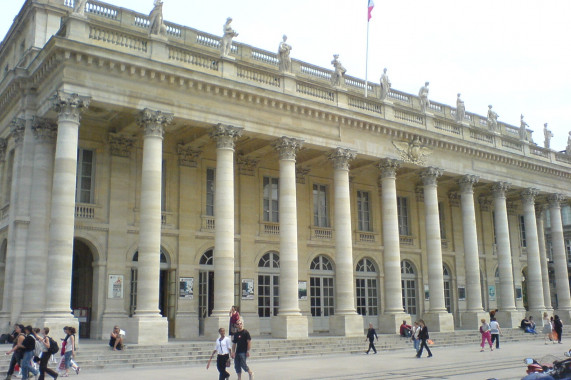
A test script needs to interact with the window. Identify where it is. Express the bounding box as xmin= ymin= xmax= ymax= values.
xmin=161 ymin=160 xmax=167 ymax=211
xmin=438 ymin=202 xmax=446 ymax=239
xmin=199 ymin=250 xmax=214 ymax=319
xmin=310 ymin=255 xmax=334 ymax=317
xmin=76 ymin=148 xmax=95 ymax=203
xmin=492 ymin=211 xmax=497 ymax=246
xmin=519 ymin=215 xmax=527 ymax=248
xmin=355 ymin=258 xmax=378 ymax=316
xmin=4 ymin=150 xmax=14 ymax=204
xmin=566 ymin=239 xmax=571 ymax=263
xmin=206 ymin=168 xmax=215 ymax=216
xmin=397 ymin=197 xmax=409 ymax=236
xmin=443 ymin=265 xmax=452 ymax=313
xmin=258 ymin=251 xmax=280 ymax=317
xmin=562 ymin=206 xmax=571 ymax=226
xmin=545 ymin=209 xmax=551 ymax=229
xmin=263 ymin=176 xmax=279 ymax=223
xmin=357 ymin=191 xmax=371 ymax=231
xmin=401 ymin=260 xmax=417 ymax=316
xmin=313 ymin=184 xmax=329 ymax=227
